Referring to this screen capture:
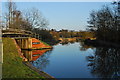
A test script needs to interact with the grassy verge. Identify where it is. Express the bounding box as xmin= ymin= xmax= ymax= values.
xmin=2 ymin=38 xmax=44 ymax=78
xmin=40 ymin=40 xmax=51 ymax=46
